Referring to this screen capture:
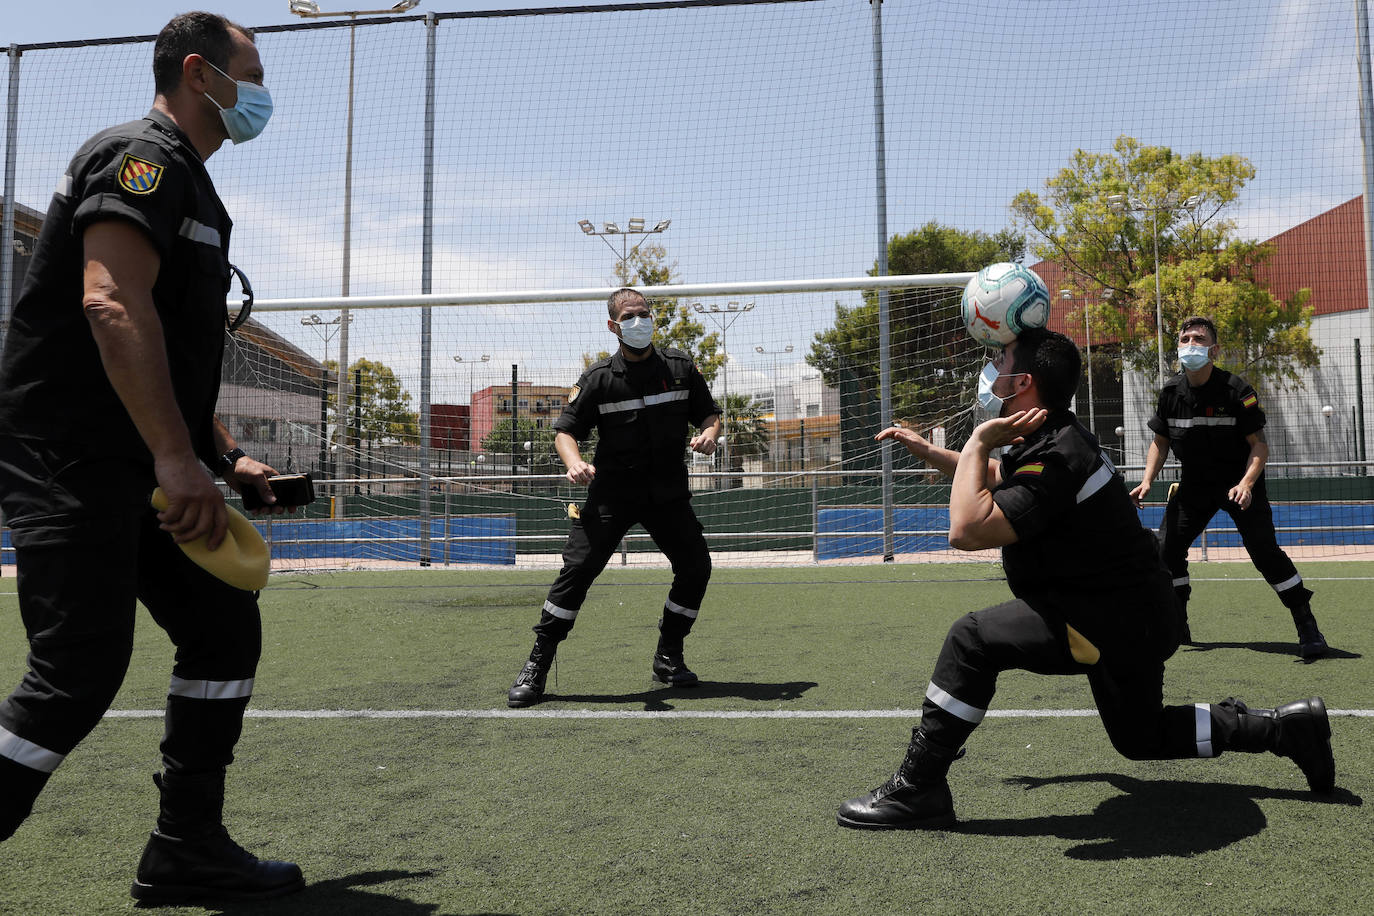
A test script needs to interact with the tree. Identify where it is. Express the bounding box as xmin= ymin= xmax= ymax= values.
xmin=323 ymin=357 xmax=420 ymax=445
xmin=721 ymin=392 xmax=769 ymax=470
xmin=1011 ymin=135 xmax=1318 ymax=390
xmin=581 ymin=244 xmax=726 ymax=385
xmin=479 ymin=418 xmax=561 ymax=475
xmin=806 ymin=221 xmax=1024 ymax=430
